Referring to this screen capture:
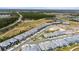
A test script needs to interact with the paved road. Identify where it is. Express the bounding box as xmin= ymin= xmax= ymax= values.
xmin=7 ymin=21 xmax=79 ymax=51
xmin=7 ymin=22 xmax=60 ymax=51
xmin=11 ymin=29 xmax=79 ymax=51
xmin=7 ymin=24 xmax=51 ymax=51
xmin=11 ymin=31 xmax=77 ymax=51
xmin=0 ymin=12 xmax=23 ymax=32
